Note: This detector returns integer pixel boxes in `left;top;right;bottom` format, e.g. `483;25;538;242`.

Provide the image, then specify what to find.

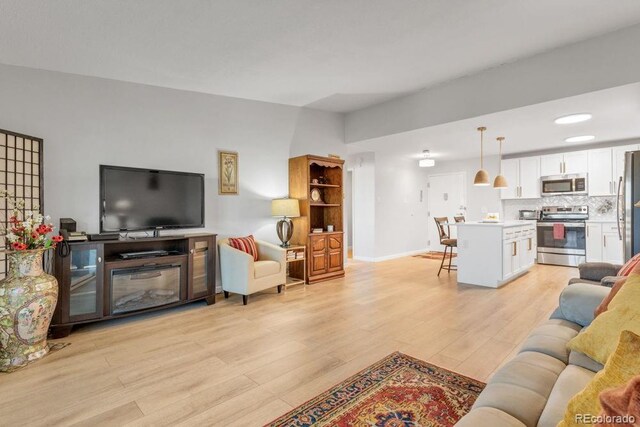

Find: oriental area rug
265;352;485;427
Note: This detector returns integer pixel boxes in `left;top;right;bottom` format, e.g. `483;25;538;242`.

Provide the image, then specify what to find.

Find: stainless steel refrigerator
620;151;640;261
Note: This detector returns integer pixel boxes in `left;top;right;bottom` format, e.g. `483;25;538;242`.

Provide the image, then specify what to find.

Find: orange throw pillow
228;235;259;261
617;253;640;277
596;375;640;427
595;277;628;318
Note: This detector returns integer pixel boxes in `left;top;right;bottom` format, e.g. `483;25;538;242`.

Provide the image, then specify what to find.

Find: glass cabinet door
189;238;212;299
68;244;103;321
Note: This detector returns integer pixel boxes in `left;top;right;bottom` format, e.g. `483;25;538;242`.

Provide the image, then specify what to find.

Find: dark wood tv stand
50;233;216;338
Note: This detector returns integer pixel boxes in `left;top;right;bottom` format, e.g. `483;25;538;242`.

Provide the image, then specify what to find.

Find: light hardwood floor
1;256;577;426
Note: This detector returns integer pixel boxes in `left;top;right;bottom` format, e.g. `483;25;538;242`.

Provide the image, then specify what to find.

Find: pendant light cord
497;137;504;174
477;127;486;169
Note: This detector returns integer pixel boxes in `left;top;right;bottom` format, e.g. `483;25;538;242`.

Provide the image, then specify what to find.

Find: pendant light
493;137;508;189
473;126;490;186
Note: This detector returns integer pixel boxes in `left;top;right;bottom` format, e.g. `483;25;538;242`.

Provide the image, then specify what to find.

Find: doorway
345;170;354;259
427;172;467;251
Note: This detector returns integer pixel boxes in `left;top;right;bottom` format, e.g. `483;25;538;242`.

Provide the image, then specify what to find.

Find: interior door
587;148;613;196
427;172;466;250
563;151;588;174
500;158;519;200
518;156;541;198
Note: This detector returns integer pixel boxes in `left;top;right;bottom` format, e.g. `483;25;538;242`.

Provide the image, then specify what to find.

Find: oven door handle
537;222;585;228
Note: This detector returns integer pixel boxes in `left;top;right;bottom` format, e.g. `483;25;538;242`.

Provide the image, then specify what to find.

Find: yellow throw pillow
559;330;640;427
567;272;640;364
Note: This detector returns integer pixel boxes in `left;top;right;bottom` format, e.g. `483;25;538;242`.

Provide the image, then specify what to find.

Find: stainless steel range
537;206;588;267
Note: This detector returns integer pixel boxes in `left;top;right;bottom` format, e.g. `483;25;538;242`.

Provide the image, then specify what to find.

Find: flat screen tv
100;165;204;233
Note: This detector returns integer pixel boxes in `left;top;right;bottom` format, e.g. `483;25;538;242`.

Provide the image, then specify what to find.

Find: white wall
374;153;428;259
423;155;502;223
0;63;346;245
349;152;376;260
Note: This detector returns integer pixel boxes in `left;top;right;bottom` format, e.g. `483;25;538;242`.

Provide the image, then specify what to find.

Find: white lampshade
271;198;300;218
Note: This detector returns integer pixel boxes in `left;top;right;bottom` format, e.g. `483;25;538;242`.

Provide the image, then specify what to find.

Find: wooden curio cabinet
289;155;345;284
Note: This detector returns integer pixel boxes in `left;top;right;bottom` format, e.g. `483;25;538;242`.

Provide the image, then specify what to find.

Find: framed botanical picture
218;150;238;195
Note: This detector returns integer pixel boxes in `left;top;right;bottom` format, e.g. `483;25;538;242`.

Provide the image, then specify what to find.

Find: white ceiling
2;1;640;112
347;83;640;159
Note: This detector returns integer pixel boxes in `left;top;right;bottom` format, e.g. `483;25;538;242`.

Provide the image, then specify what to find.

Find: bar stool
434;217;457;276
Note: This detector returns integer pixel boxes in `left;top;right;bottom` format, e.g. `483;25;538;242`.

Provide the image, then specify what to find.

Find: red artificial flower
9;216;18;224
37;224;48;234
51;235;63;243
11;242;27;251
31;231;40;239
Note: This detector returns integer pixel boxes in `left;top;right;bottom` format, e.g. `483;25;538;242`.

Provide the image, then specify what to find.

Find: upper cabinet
613;144;640;193
502;144;639;200
540;151;588;176
500;156;540;200
588;144;639;196
539;153;564;176
588;148;614;196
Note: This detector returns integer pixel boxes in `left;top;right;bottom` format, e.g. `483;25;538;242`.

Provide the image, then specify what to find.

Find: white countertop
585;219;617;223
457;220;534;228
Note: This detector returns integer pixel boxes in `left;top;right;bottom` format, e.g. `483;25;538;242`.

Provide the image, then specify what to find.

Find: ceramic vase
0;249;58;372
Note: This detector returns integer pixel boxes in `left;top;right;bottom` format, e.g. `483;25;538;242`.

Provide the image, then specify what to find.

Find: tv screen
100;165;204;232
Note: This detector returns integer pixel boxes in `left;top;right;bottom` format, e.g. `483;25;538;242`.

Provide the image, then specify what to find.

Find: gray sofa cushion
568;350;603;373
472;351;566;427
567;277;599;286
557;283;610;327
457;407;526;427
577;262;622;282
518;319;581;364
536;365;595;427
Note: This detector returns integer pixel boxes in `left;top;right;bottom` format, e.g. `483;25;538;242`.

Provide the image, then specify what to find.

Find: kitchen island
456;221;537;288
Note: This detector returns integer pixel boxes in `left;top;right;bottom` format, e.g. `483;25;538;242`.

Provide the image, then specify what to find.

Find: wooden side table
285;245;306;287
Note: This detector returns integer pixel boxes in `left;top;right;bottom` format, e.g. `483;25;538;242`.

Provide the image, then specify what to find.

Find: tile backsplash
503;196;618;220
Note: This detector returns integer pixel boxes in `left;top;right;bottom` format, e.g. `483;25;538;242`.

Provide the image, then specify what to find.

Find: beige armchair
218;238;286;305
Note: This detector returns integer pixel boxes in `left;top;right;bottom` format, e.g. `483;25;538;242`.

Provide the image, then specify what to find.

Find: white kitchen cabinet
500;156;540;200
540;153;564;176
457;222;536;288
588;148;614;196
500;158;519;199
603;230;623;264
588;145;638;196
585;221;623;264
613;144;639;194
563;151;588;174
586;223;603;262
519;157;541;199
519;231;536;269
540;151;587;176
503;240;515;279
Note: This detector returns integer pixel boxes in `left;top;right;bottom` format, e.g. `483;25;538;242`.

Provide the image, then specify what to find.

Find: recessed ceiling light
565;135;595;143
554;113;592;124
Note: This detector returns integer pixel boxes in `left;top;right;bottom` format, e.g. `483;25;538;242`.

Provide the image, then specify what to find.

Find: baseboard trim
353;249;426;263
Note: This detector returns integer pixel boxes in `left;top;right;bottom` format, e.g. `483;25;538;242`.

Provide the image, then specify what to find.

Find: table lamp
271;198;300;247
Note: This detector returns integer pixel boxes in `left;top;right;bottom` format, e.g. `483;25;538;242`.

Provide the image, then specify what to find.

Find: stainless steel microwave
540;174;588;196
